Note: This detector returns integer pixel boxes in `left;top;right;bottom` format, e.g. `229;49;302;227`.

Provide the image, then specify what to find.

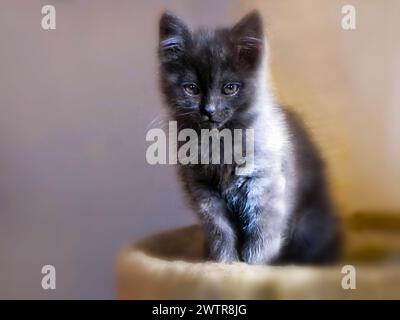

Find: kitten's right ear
231;10;264;69
159;11;190;62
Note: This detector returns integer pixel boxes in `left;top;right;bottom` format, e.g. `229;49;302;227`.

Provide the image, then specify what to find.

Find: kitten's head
158;11;264;129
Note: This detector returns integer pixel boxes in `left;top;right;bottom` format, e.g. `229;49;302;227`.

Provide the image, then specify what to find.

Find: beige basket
116;213;400;299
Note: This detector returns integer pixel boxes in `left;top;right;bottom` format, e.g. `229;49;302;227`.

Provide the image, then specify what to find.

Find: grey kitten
157;10;340;264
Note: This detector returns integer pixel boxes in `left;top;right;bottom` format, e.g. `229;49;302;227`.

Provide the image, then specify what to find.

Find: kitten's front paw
216;251;240;264
241;236;281;265
240;244;265;265
208;246;239;264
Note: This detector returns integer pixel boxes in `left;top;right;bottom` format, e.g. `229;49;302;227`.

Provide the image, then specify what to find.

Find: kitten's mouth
198;115;225;128
202;119;224;129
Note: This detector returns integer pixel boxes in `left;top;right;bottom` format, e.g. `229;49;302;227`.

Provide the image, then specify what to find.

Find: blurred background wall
0;0;398;299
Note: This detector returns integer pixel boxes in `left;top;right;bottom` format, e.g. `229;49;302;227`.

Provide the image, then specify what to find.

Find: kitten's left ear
231;10;264;69
159;11;191;62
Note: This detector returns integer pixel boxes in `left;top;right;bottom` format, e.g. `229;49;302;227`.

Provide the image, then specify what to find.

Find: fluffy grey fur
157;10;340;264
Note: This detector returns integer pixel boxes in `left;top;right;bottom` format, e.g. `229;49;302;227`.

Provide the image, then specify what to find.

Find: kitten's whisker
147;114;168;130
177;111;195;117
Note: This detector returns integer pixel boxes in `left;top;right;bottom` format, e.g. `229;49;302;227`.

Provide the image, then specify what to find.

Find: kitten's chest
200;163;254;207
200;162;237;190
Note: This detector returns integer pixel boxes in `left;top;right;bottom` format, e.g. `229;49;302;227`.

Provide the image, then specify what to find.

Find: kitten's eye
182;83;200;96
222;83;241;96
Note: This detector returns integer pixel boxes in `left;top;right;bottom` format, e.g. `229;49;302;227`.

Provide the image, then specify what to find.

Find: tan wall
236;0;400;214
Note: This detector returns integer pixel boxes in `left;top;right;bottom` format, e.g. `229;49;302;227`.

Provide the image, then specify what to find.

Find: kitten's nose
202;105;216;118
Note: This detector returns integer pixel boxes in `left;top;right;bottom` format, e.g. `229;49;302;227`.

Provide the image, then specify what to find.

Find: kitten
157;10;340;264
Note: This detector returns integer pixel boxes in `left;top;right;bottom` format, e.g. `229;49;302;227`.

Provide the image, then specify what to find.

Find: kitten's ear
231;10;264;68
159;11;190;62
